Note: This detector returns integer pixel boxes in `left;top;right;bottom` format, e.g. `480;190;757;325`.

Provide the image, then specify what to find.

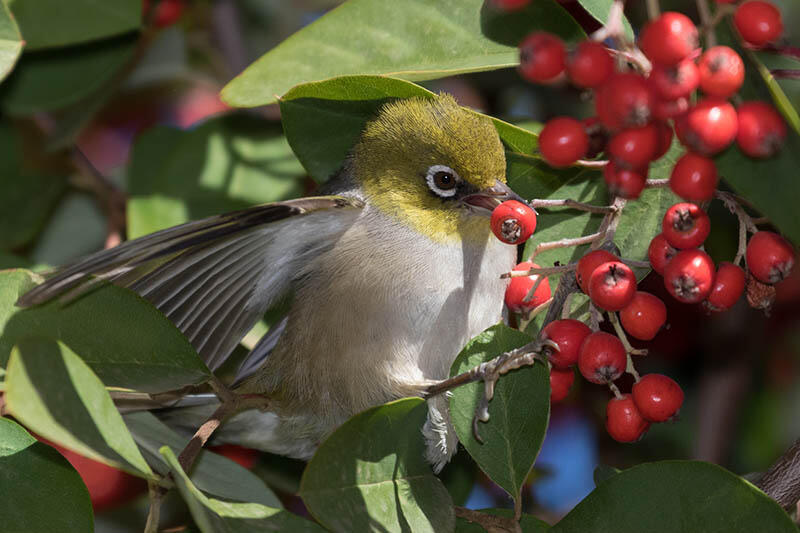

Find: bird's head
351;94;522;244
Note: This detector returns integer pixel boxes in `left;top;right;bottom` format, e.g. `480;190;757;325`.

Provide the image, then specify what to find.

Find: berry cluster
488;0;797;443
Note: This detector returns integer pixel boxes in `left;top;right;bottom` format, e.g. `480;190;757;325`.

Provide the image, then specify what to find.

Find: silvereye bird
17;94;520;471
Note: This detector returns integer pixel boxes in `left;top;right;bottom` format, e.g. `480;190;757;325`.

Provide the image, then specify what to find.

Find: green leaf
0;269;210;393
5;338;153;477
479;0;586;47
714;22;800;244
0;0;23;82
0;417;94;532
448;324;550;501
279;75;537;182
575;0;633;40
552;461;796;532
6;0;140;50
160;446;324;533
123;411;281;507
455;508;549;532
0;34;136;115
127;114;305;238
0;123;67;250
300;398;454;533
223;0;581;107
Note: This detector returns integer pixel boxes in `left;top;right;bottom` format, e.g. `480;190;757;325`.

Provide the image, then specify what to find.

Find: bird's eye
425;165;460;198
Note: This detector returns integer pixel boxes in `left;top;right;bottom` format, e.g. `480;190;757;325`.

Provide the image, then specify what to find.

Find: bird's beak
460;180;527;215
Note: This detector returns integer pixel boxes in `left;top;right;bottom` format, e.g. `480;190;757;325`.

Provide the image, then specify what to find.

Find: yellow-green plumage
354;95;507;244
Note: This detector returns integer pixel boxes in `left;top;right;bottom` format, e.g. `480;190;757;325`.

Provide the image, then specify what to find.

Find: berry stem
715;190;759;266
608;311;648;357
561;291;575;319
529;232;604;261
645;0;660;20
530;198;618;214
758;44;800;62
645;178;669;188
770;69;800;79
502;263;575;279
608;381;624;400
519;297;553;329
695;0;716;48
575;159;610;169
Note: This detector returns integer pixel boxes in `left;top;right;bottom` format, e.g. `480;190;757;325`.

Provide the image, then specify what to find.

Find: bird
17;94;521;472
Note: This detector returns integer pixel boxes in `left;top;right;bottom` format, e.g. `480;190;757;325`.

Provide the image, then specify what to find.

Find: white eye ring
425;165;460;198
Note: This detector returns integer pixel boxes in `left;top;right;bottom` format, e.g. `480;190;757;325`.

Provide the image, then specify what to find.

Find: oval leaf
0;417;94;532
0;1;23;82
160;446;324;533
300;398;455;533
449;324;550;501
552;461;796;532
6;0;140;50
0;269;210;393
279;75;537;182
5;338;153;477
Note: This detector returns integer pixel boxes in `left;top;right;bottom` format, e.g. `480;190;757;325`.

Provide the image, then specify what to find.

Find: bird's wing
17;196;363;370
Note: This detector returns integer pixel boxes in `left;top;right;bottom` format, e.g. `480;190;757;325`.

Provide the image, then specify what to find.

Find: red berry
653;121;674;160
539;117;589;167
209;444;261;469
550;367;575;403
649;59;700;100
705;262;746;311
542;319;593;368
639;12;699;66
648;233;677;275
491;200;537;245
734;1;783;46
567;41;614;88
697;46;745;98
652;96;690;120
669;152;718;202
505;261;552;311
736;101;787;158
578;331;627;384
746;231;795;284
620;291;667;341
144;0;184;28
606;394;650;443
632;374;684;422
589;261;638;311
608;124;659;169
664;249;716;303
576;249;619;293
661;202;711;249
519;32;566;83
490;0;530;10
603;161;647;200
583;116;610;158
674;98;738;155
595;73;653;130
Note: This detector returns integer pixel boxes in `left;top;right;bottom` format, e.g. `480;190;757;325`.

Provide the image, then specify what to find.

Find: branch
757;438;800;510
696;0;716;48
144;481;164;533
454;507;520;533
529;198;618;214
771;69;800;79
528;232;603;261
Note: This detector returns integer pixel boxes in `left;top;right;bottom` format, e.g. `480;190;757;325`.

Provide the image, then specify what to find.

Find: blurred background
1;0;799;529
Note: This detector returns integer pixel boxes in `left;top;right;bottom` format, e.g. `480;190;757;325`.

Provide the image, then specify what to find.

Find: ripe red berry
653;121;674;160
736;101;787;158
746;231;795;284
649;59;700;100
661;202;711;249
567;41;614;88
143;0;184;28
576;249;619;293
639;12;699;66
603;162;647;200
664;249;716;303
734;1;783;46
620;291;667;341
705;262;746;311
541;319;593;368
589;261;638;311
505;261;552;311
632;374;684;422
491;200;537;245
539;117;589;167
490;0;530;10
652;96;690;120
697;46;745;98
519;32;566;83
606;394;650;443
648;233;677;275
608;124;659;169
595;73;653;130
578;331;627;384
550;367;575;403
674;98;738;155
669;152;718;202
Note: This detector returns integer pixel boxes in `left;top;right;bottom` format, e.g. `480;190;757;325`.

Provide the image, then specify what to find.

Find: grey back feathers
17;196;363;373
